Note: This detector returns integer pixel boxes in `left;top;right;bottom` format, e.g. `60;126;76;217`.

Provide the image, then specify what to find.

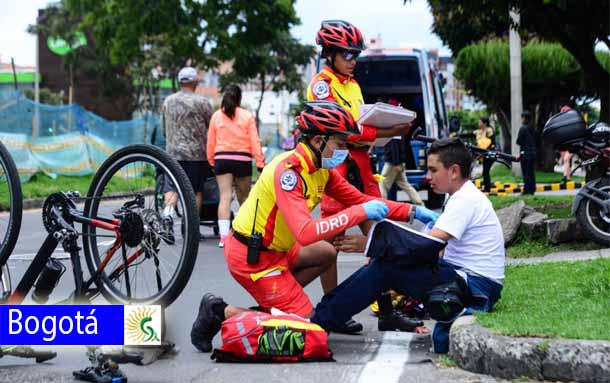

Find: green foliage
33;1;307;117
476;258;610;341
425;0;610;120
487;194;602;258
488;194;574;218
437;355;457;368
454;40;588;110
506;229;601;258
448;109;489;139
219;29;315;124
0;172;154;210
23;88;65;105
31;3;137;118
427;0;510;54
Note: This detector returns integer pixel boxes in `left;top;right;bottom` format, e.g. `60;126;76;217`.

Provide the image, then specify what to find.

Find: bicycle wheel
82;144;198;307
0;141;22;266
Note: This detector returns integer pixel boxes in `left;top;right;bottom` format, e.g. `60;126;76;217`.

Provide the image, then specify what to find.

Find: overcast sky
0;0;450;67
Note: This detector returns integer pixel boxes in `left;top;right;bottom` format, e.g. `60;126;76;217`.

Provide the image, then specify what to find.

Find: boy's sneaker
191;293;225;353
162;216;175;245
378;310;423;332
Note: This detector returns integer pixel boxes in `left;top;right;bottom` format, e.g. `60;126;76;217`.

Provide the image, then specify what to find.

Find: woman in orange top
207;85;265;247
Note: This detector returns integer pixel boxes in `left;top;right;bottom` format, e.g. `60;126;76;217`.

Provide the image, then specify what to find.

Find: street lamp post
509;6;523;176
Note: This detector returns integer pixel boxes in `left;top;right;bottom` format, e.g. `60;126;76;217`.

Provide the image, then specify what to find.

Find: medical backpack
211;312;333;363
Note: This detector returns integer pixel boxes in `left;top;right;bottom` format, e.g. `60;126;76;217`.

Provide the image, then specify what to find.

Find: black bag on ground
424;276;473;323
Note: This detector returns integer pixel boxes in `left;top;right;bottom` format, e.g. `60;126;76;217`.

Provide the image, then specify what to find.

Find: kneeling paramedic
191;101;438;352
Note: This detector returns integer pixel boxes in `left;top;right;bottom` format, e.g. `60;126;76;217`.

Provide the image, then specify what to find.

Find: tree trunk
255;74;266;133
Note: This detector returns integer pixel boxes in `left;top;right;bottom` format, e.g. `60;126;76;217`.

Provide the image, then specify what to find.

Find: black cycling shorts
214;159;252;178
172;160;211;193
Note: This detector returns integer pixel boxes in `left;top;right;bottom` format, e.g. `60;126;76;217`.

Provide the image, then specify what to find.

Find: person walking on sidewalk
207;85;265;248
517;110;537;195
162;67;213;241
190;101;439;353
379;136;423;204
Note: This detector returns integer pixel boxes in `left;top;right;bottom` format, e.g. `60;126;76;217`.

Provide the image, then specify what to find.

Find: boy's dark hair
221;85;242;119
428;138;473;179
480;117;490;126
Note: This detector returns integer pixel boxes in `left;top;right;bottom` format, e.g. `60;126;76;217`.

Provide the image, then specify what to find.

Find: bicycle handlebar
413;135;518;162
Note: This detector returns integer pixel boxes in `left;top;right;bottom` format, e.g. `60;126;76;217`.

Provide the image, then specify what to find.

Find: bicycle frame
3;192;147;305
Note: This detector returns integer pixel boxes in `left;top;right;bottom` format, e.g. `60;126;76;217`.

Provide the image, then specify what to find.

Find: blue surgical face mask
322;148;349;169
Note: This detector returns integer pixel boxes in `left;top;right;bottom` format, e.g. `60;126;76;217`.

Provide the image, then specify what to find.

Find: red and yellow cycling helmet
315;20;365;52
295;101;360;137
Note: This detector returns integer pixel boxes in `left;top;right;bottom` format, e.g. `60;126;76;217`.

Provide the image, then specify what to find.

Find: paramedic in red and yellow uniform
190;101;438;353
307;20;415;323
307;20;413;215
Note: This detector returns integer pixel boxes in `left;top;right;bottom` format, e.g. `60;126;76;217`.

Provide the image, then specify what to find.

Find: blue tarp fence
0;91;161;181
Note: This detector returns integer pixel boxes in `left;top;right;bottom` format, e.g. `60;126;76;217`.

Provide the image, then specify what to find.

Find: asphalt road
0;202;513;383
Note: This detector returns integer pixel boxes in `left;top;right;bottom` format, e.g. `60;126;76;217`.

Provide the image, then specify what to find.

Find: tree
30;4;138;119
34;0;306;119
219;31;315;128
455;40;610;169
423;0;610;121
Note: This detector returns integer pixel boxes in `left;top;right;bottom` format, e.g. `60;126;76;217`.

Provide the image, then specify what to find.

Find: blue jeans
311;259;458;331
432;260;503;353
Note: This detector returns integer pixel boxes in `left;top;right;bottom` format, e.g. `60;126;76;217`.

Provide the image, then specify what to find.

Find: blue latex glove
363;200;389;221
415;206;440;224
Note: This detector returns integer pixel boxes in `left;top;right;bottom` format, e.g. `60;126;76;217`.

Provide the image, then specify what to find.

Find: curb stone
449;317;610;382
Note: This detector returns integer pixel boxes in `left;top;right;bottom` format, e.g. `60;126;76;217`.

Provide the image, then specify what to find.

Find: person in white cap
161;67;213;242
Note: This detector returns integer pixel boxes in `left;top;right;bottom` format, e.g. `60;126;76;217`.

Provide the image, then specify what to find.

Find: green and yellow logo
124;305;162;345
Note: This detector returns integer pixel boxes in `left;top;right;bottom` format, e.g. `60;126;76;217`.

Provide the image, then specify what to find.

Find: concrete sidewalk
507;247;610;265
448;248;610;383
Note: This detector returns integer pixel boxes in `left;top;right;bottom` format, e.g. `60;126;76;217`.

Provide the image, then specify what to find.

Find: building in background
434;54;485;111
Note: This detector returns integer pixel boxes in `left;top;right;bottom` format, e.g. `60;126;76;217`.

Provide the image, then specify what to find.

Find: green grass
477;165;584;184
476;258;610;341
489;195;574;219
506;229;602;258
0;172;155;210
488;194;603;258
437;355;457;368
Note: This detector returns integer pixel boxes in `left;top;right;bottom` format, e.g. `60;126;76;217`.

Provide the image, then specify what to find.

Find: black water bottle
32;258;66;303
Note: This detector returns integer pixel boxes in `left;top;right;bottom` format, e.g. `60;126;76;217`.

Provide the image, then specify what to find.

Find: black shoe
73;365;127;383
35;350;57;363
191;293;225;352
378;310;423;332
333;318;363;334
162;216;175;245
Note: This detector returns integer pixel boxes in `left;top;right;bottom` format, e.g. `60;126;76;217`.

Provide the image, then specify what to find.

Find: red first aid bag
211;311;333;363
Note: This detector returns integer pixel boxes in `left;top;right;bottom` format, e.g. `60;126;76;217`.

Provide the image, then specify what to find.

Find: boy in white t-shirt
425;138;504;353
311;137;504;353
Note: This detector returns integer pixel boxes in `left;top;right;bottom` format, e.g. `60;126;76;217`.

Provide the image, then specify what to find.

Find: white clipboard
358;102;417;129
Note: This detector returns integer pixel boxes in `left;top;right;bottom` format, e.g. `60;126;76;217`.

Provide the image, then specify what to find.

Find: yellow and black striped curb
474;179;584;196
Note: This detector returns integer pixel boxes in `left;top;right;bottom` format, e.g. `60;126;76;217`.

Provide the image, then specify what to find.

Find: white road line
337;255;367;264
357;332;414;383
10;252;70;260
